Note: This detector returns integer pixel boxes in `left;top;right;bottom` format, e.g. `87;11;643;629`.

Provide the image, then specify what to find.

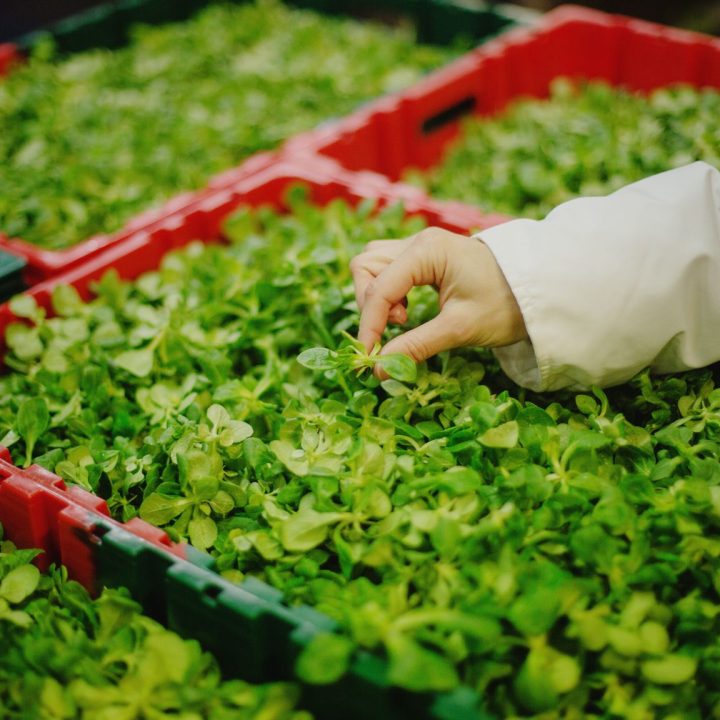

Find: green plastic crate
166;562;300;682
0;250;26;302
15;0;518;54
419;0;513;45
95;519;213;621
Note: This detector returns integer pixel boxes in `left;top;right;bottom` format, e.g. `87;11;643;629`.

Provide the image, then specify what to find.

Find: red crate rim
0;159;509;333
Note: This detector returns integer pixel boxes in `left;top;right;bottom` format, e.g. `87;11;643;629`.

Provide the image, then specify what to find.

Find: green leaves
0;563;40;604
295;633;355;684
52;284;84;317
415;79;720;218
139;494;193;525
514;645;581;713
508;589;561;637
2;188;720;714
188;516;218;552
386;633;459;691
478;420;519;448
5;12;718;715
641;655;697;685
0;2;456;248
0;540;306;718
375;353;417;383
278;505;347;553
6;324;43;362
9;295;44;324
16;398;49;467
114;347;155;377
297;339;417;384
206;404;253;447
297;348;334;371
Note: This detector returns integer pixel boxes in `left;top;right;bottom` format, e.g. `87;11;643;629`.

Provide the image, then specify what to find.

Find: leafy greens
0;0;458;249
1;191;720;717
408;79;720;218
0;526;309;719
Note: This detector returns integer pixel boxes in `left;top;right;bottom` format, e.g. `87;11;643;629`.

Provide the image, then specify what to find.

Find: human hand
350;227;528;374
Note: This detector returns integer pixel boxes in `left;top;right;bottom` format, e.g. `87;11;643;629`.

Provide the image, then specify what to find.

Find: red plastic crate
0;446;188;591
0;151;279;288
284;4;720;181
0;43;20;76
0;160;508;341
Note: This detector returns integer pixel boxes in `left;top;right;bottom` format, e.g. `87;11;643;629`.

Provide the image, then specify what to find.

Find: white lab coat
477;162;720;391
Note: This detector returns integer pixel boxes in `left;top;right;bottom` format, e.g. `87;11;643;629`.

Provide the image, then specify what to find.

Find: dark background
500;0;720;35
1;0;719;42
1;0;103;41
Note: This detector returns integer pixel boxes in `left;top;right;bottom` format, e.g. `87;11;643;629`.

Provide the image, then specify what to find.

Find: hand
350;227;528;373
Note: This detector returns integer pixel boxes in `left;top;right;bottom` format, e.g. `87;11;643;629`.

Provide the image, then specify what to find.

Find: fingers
388;299;407;325
350;238;411;311
350;256;393;310
351;238;413;329
350;257;406;325
348;226;526;374
377;305;464;375
358;238;444;351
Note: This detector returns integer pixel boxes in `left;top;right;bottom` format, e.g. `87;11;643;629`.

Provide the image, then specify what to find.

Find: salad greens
408;79;720;218
2;191;720;717
0;0;458;249
0;526;309;720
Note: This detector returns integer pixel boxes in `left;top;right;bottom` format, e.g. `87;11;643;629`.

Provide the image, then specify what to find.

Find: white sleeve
476;162;720;391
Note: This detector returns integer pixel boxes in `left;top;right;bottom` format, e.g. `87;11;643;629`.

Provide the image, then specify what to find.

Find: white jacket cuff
475;162;720;391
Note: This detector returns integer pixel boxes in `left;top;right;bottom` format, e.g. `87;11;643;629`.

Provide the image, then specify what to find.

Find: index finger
358;244;435;351
350;238;413;310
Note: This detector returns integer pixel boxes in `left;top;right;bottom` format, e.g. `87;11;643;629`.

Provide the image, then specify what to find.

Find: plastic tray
0;164;502;717
0;7;275;283
0;152;277;288
0;2;276;283
0;445;195;596
285;4;720;181
0;251;28;303
11;0;519;56
0;42;20;75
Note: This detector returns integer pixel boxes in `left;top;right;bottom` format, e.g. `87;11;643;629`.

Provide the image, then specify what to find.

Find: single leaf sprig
298;333;417;384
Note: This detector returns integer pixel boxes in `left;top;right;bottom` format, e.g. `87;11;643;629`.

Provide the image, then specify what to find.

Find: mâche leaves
2;192;720;716
0;1;458;249
298;336;417;383
408;79;720;218
0;529;308;718
15;398;49;467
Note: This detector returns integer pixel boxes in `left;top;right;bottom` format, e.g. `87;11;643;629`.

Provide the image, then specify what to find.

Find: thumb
377;310;462;375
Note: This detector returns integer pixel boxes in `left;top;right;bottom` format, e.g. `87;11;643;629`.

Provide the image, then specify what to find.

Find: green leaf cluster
0;527;309;719
409;79;720;218
298;334;417;383
0;0;458;249
2;193;720;716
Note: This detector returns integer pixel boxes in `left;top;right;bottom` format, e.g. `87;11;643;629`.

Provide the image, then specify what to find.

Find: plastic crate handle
421;96;476;135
